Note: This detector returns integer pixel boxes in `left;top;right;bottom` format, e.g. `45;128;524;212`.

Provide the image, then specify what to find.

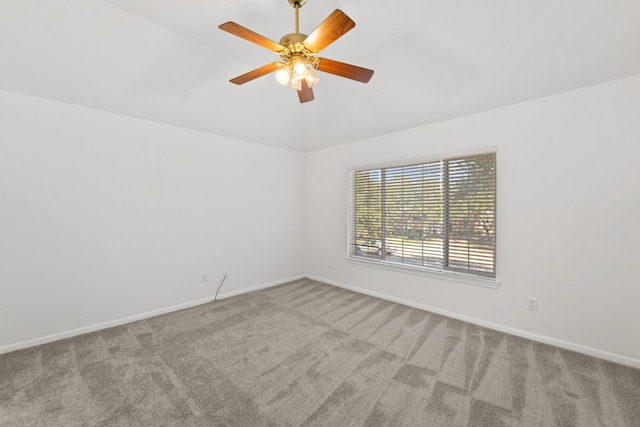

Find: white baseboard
4;273;639;370
304;274;640;369
0;274;304;356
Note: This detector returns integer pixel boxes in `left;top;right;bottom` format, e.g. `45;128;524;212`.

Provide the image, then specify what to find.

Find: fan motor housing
279;33;307;47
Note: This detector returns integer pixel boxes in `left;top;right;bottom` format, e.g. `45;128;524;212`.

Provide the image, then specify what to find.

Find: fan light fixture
276;59;320;91
219;0;374;103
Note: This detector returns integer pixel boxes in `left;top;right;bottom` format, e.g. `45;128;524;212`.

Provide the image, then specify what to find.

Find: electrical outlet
329;261;333;269
201;273;208;283
526;296;538;311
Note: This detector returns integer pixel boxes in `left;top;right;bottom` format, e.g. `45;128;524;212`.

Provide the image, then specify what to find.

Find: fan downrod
288;0;307;8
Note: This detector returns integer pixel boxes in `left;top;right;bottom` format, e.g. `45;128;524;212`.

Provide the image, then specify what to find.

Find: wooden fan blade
297;81;315;103
316;58;374;83
302;10;355;53
219;22;285;52
230;62;282;85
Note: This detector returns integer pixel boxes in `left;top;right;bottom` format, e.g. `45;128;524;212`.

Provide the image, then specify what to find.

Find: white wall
0;90;305;351
3;75;640;367
305;75;640;365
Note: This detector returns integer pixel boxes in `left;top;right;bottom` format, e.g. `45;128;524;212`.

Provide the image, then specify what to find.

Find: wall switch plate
201;273;208;283
526;296;538;311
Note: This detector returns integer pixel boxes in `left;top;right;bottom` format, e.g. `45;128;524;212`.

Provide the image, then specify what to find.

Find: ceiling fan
219;0;374;103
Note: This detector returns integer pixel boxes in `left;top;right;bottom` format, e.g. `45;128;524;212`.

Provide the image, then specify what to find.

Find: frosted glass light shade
275;67;291;85
305;68;320;87
289;76;302;91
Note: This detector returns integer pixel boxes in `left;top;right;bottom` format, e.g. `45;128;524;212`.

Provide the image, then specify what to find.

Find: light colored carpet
1;278;639;426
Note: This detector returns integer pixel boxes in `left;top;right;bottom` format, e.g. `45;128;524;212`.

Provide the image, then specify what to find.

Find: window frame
346;148;499;289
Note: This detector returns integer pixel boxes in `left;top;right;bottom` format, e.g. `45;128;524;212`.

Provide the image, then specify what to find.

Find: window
348;150;496;279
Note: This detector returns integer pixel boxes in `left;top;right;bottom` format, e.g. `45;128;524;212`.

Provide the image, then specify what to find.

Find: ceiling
1;0;639;152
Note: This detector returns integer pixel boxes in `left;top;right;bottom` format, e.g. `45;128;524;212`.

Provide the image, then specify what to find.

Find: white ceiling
1;0;639;152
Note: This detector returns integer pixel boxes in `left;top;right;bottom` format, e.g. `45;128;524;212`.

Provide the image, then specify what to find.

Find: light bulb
305;68;320;88
293;61;307;78
275;67;291;85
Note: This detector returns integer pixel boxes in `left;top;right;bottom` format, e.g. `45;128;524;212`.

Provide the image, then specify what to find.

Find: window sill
345;256;501;289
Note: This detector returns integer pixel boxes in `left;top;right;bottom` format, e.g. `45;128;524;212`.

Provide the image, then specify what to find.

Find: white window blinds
349;152;496;278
